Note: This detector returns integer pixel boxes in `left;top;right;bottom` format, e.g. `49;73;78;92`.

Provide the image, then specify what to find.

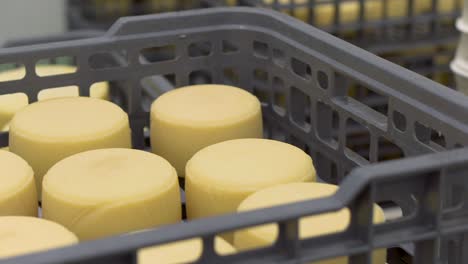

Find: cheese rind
150;85;262;176
138;237;235;264
9;97;131;199
0;65;109;129
234;182;386;264
186;139;316;241
0;216;77;259
0;150;37;216
42;148;181;241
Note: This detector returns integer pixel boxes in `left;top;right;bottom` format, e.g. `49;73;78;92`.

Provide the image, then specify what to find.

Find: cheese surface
9;97;131;199
234;182;386;264
263;0;459;26
0;216;77;259
138;237;235;264
42;148;181;241
0;65;109;129
0;150;37;216
186;139;315;241
151;84;262;177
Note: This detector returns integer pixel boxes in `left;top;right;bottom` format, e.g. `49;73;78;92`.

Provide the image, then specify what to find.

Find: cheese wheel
138;237;235;264
9;97;131;199
42;148;181;241
0;216;77;259
150;85;262;177
263;0;442;27
186;139;315;240
0;150;37;216
0;65;109;129
234;182;386;264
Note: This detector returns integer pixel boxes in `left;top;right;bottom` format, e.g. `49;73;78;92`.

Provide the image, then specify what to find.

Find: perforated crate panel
1;7;468;264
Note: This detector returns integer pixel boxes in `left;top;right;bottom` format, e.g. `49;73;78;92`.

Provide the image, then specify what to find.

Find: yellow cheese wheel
0;216;78;259
0;65;109;129
186;139;315;240
0;150;37;216
263;0;456;26
9;97;131;199
234;182;386;264
150;85;262;177
138;237;235;264
42;148;181;241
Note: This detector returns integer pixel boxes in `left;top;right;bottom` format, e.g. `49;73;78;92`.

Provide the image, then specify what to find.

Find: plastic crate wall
0;7;467;264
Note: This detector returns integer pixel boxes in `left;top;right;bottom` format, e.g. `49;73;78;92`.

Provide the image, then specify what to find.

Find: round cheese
186;139;315;240
0;216;77;259
42;148;181;241
234;182;386;264
9;97;131;199
138;237;235;264
0;150;37;216
150;85;262;177
263;0;440;27
0;65;109;130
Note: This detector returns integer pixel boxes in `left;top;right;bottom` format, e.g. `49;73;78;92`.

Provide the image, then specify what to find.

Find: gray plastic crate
0;7;467;264
67;0;220;30
225;0;461;89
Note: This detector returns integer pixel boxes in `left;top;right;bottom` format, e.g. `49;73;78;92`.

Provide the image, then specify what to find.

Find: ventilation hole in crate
139;45;176;64
36;55;76;67
378;137;404;162
286;135;306;150
316;152;339;184
348;83;389;117
0;63;25;82
253;68;268;85
272;48;286;67
317;70;329;89
415;122;446;149
89;50;128;69
252;86;269;106
222;40;239;53
443;184;465;213
393;110;407;132
377;201;403;222
38;86;80;101
291;57;312;80
253;41;268;59
453;143;464;149
188;41;212;57
273;76;287;115
189;70;212;85
345;119;370;161
35;56;77;77
290;86;311;130
316;102;339;148
230;223;278;253
223;68;239;85
140;74;176;101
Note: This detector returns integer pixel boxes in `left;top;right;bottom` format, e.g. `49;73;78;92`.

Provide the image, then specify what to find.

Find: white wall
0;0;66;46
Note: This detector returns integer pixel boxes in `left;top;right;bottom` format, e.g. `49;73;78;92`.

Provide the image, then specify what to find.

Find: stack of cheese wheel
9;97;131;199
0;150;37;216
0;65;109;131
42;148;181;241
186;138;316;241
150;84;262;177
234;182;386;264
261;0;462;27
138;237;235;264
0;216;77;259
